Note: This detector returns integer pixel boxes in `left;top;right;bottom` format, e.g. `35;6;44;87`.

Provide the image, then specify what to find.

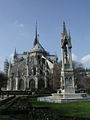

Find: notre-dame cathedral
4;25;58;91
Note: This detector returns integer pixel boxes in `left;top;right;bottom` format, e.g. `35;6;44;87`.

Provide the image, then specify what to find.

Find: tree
51;61;61;90
73;61;86;89
83;68;90;90
0;72;8;91
50;60;86;91
52;60;85;90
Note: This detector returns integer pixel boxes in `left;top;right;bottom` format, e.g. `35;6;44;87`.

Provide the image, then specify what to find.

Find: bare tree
52;61;85;90
51;62;61;90
73;61;85;89
83;68;90;90
50;60;86;91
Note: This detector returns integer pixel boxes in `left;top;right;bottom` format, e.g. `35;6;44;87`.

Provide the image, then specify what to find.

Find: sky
0;0;90;71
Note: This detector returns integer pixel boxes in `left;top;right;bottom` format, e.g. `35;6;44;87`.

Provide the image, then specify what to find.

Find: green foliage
0;115;10;119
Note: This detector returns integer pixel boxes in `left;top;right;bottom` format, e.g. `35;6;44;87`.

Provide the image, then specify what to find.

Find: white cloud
14;20;24;28
81;55;90;64
14;20;18;25
72;53;78;61
19;24;24;28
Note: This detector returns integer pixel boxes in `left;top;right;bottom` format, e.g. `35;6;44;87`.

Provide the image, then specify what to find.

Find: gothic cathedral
4;24;58;91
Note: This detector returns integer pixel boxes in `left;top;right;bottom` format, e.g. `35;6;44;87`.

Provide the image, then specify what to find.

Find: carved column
15;68;19;90
15;77;18;90
7;78;12;90
35;66;38;89
45;60;47;88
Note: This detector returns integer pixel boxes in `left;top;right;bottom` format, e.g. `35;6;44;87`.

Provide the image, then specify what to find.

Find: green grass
0;115;10;119
29;98;90;118
1;97;90;119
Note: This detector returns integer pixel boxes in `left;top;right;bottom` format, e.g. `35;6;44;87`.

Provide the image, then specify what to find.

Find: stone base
37;93;90;103
52;92;87;99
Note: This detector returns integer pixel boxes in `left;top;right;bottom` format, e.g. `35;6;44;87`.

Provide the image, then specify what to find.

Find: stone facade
4;26;57;91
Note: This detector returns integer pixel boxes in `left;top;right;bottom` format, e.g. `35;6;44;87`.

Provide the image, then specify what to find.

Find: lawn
0;115;10;119
29;98;90;118
0;96;90;119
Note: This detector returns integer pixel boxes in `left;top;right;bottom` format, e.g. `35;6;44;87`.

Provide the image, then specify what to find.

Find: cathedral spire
34;21;38;46
63;21;68;37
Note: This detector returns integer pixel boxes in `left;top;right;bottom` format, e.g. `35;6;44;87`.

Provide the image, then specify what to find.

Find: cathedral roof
31;41;47;53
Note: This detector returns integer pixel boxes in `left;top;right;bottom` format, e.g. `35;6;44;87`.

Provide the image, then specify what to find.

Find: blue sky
0;0;90;70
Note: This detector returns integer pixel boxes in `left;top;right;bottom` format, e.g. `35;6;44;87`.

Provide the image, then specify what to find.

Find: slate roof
31;41;48;54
